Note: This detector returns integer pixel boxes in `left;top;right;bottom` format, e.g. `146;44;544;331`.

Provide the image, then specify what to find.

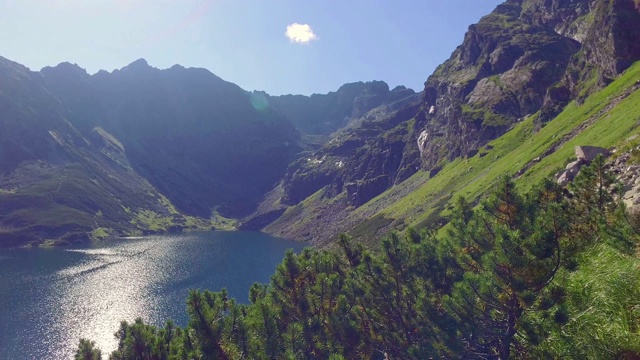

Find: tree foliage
77;159;640;359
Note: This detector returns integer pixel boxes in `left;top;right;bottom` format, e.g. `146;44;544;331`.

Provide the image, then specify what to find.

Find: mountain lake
0;231;305;360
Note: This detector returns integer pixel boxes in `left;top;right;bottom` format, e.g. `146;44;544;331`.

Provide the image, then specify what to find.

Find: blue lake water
0;231;305;360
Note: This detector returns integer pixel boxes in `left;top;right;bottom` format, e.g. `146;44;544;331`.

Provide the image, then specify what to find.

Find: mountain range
1;0;639;248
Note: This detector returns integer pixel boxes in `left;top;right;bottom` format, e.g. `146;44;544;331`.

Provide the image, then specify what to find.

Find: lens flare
250;92;269;112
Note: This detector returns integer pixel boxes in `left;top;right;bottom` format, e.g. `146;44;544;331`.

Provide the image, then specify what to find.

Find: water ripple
0;232;305;360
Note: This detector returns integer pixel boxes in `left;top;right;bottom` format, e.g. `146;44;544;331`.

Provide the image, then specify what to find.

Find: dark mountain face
40;60;302;218
0;58;66;172
240;91;424;236
0;58;179;247
279;93;423;206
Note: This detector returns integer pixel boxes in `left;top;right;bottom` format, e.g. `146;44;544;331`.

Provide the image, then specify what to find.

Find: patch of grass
183;212;236;231
90;227;111;241
543;244;640;357
273;189;327;231
131;209;173;231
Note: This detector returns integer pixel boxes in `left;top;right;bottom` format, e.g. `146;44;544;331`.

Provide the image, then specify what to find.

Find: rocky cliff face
242;92;423;237
418;0;640;170
279;92;422;206
264;82;415;137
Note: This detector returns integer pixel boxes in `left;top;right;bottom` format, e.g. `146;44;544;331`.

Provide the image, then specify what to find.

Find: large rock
557;159;585;186
575;146;610;162
556;146;609;186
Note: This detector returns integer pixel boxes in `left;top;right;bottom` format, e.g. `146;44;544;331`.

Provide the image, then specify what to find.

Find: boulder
575;146;610;163
557;160;584;186
565;160;583;170
624;190;636;200
417;131;429;154
557;172;571;187
566;160;583;178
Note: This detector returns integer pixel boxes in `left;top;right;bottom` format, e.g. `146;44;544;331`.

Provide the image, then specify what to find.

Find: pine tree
75;339;102;360
75;164;640;360
446;176;568;359
187;289;236;359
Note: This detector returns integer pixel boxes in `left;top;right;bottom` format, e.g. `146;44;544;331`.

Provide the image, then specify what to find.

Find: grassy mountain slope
265;61;640;247
364;61;640;239
0;58;226;247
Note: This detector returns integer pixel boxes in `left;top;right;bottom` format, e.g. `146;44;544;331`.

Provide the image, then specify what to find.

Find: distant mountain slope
0;56;415;247
249;0;640;246
0;57;186;247
40;60;303;218
240;91;423;232
264;82;415;136
0;58;308;247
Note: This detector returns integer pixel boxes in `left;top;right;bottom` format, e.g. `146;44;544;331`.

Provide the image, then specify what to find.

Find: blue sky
0;0;503;95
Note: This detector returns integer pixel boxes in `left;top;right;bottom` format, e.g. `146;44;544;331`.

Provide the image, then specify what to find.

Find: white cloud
285;23;318;44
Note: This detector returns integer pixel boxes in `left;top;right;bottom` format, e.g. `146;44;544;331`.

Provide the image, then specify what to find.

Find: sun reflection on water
47;241;162;359
0;232;305;360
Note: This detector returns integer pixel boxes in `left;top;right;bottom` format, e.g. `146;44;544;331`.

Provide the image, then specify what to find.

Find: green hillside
344;61;640;243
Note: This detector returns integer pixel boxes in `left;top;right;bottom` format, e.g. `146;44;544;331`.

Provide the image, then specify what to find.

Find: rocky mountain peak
0;56;34;81
267;80;415;136
43;61;87;74
41;62;90;84
120;58;153;73
416;0;640;170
